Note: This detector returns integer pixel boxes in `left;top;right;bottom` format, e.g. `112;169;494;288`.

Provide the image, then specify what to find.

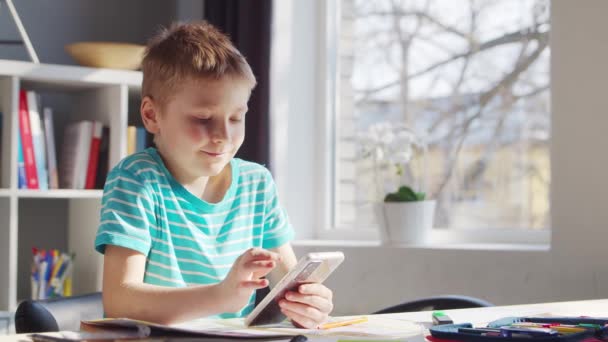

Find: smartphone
244;251;345;327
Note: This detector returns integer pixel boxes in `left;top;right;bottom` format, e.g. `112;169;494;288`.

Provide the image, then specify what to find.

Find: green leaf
397;186;418;201
384;193;402;202
384;185;423;202
415;192;426;201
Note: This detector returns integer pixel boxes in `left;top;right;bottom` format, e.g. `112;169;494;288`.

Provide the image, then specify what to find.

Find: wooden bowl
65;42;145;70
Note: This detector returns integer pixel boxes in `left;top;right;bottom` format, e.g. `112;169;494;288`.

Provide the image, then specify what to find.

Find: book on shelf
136;127;146;153
127;125;149;156
16;129;27;189
18;90;39;189
127;125;136;155
94;126;110;190
15;89;111;191
60;121;91;189
85;121;103;189
76;121;93;189
43;107;59;189
26;91;48;190
60;120;109;190
17;90;58;190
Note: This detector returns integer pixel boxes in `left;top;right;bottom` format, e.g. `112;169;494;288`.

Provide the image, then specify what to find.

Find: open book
81;318;290;340
80;316;426;340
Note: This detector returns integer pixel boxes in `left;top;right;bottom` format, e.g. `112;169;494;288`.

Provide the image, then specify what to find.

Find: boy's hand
219;248;280;313
279;283;334;329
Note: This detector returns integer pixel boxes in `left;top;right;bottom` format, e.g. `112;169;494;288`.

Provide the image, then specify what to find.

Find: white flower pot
374;200;436;245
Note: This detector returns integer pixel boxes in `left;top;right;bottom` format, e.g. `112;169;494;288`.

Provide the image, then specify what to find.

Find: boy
94;21;334;328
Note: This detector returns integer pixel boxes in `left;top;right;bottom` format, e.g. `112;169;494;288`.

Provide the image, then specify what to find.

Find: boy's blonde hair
141;21;256;108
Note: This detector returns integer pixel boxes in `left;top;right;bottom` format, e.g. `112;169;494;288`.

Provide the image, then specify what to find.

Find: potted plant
376;185;436;245
359;122;436;245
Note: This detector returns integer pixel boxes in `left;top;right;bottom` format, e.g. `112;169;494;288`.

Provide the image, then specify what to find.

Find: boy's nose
211;122;229;143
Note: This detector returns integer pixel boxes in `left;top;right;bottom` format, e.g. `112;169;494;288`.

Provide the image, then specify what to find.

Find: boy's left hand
278;283;334;329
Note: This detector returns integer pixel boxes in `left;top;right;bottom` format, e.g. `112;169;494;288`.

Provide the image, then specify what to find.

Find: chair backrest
373;295;494;314
14;292;103;333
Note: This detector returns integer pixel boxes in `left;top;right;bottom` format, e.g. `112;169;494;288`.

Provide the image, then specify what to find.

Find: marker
550;326;587;334
500;326;559;338
511;322;590;334
432;311;453;325
579;323;602;330
458;327;501;336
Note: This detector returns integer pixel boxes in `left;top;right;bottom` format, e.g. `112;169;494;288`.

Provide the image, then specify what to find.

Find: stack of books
17;89;110;190
58;120;109;190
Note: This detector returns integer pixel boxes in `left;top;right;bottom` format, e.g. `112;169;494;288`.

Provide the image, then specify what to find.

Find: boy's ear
141;96;161;134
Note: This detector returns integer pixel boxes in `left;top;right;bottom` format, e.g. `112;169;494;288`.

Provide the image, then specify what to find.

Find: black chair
14;292;103;333
373;295;494;314
15;288;271;333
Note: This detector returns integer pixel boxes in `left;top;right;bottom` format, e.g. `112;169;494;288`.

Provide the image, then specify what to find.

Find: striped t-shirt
94;147;295;318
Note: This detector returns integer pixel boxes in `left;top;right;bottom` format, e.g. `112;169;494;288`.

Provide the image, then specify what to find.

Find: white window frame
313;0;551;246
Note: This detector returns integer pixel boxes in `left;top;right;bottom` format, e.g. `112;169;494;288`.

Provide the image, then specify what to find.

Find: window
334;0;550;232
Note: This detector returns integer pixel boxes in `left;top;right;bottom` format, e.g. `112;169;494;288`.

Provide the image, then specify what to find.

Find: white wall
273;0;608;315
0;0;176;64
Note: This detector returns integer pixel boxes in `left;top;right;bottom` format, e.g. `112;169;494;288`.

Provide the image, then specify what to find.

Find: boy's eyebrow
187;106;249;115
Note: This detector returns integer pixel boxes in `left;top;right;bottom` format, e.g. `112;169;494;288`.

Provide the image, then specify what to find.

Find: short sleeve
95;167;157;256
262;172;295;249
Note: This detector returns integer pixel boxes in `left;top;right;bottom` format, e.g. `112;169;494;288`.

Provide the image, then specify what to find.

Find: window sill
292;239;550;252
300;227;551;252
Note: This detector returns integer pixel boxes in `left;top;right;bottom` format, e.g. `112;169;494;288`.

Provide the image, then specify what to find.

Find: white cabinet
0;59;142;310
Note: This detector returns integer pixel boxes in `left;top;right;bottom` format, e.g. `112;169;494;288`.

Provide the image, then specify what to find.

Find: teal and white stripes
95;148;294;318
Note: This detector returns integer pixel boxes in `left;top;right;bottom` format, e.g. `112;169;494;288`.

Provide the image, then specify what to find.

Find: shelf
0;59;132;310
0;59;142;90
15;189;103;199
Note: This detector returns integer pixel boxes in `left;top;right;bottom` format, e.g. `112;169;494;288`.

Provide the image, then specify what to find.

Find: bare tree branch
446;82;549;187
390;0;428;125
361;9;470;39
514;84;549;100
356;27;548;98
431;36;549;198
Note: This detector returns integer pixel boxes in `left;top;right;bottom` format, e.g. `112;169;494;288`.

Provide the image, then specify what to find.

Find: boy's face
146;76;252;178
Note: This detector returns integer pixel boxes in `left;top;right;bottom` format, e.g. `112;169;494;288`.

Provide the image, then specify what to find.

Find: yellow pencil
319;316;368;330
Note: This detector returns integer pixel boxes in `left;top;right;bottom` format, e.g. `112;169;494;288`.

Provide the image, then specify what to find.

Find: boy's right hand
218;248;280;313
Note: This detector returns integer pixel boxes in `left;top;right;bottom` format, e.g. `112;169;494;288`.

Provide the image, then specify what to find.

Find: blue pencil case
429;316;608;342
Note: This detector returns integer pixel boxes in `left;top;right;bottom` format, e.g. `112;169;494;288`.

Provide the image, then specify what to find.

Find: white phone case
244;251;345;326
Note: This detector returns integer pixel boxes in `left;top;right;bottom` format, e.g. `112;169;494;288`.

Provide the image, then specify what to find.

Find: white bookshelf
0;59;142;311
14;190;103;199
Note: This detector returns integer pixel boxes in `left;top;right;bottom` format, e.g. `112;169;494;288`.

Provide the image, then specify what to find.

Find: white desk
4;298;608;341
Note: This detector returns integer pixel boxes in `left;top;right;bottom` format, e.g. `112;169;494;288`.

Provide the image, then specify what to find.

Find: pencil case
429;316;608;342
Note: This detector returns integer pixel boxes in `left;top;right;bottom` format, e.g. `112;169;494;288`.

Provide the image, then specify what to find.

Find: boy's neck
179;166;232;203
199;166;232;203
156;150;232;203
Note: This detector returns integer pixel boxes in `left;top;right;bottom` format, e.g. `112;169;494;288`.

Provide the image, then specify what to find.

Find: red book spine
85;122;103;189
18;90;39;189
